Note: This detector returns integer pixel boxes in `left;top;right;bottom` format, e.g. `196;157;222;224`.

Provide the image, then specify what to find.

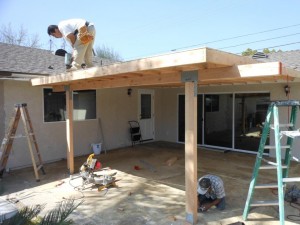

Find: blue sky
0;0;299;60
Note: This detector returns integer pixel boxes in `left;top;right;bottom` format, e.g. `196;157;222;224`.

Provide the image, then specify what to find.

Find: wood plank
69;72;181;90
51;62;285;91
65;86;74;174
237;62;281;77
185;81;198;224
198;62;282;81
206;48;258;66
32;48;268;87
31;48;208;86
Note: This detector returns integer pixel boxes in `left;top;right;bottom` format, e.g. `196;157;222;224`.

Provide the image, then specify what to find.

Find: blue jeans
198;194;226;210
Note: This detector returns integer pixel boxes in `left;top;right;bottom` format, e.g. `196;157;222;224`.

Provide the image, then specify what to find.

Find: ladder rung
281;130;300;138
270;123;293;128
264;145;290;149
10;133;34;139
283;177;300;182
255;184;278;189
37;165;43;170
251;200;279;207
260;165;288;169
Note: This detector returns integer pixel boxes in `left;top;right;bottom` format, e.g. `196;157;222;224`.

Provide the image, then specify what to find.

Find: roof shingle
0;42;113;77
257;50;300;72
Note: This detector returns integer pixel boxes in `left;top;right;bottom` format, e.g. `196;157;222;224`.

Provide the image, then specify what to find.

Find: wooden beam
65;86;74;174
237;62;281;77
47;62;283;91
31;48;208;86
58;62;282;90
31;48;261;87
199;75;292;86
184;81;198;224
68;72;181;90
206;48;258;66
199;62;282;82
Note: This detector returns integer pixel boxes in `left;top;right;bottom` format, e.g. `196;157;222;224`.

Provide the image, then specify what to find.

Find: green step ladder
243;100;300;225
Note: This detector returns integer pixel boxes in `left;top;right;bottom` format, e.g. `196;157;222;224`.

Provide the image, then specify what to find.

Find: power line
171;23;300;51
235;41;300;55
219;32;300;50
124;23;300;60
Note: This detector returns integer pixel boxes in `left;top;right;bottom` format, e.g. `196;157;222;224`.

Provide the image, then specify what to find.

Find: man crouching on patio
197;174;226;212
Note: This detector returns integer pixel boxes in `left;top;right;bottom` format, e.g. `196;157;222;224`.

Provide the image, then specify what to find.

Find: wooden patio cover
31;47;299;224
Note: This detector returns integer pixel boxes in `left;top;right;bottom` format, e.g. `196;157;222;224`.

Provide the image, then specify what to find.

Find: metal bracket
64;85;70;92
181;71;198;96
186;212;195;224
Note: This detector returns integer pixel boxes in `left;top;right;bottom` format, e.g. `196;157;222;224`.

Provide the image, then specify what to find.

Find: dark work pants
198;194;226;210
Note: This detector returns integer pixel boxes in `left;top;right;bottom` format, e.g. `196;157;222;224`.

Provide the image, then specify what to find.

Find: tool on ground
243;100;300;225
0;103;45;181
79;154;118;190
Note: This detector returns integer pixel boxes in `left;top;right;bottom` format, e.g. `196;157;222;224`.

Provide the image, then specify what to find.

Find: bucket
91;143;102;155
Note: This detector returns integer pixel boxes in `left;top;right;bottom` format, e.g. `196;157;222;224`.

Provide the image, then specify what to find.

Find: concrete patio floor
1;141;300;225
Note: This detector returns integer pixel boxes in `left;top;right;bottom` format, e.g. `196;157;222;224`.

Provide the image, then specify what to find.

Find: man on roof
197;174;226;212
47;18;95;71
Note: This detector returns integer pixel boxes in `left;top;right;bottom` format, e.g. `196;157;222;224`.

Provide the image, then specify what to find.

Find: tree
95;44;123;61
0;23;41;48
242;48;282;56
242;48;257;56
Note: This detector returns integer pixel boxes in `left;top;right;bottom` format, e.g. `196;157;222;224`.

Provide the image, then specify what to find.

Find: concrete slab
0;197;18;222
1;141;300;224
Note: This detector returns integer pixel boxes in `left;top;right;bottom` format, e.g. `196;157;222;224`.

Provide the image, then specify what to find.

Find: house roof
31;47;300;90
0;42;112;79
258;50;300;72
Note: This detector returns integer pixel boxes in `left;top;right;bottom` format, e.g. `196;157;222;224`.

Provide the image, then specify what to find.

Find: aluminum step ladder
243;100;300;225
0;103;45;181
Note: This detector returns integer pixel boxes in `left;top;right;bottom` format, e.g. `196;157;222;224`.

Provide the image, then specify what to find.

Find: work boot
66;66;79;72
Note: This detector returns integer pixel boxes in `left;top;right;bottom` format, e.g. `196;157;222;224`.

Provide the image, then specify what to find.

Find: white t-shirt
58;19;86;44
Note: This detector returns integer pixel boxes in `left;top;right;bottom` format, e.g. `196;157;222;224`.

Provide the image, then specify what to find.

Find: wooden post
182;71;198;224
65;86;74;174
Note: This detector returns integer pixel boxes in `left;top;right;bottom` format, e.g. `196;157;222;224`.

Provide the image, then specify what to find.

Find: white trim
138;89;155;141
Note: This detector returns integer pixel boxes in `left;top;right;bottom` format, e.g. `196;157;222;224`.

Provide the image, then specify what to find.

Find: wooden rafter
41;62;290;91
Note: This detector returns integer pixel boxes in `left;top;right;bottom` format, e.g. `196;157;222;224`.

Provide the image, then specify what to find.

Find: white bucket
91;143;102;155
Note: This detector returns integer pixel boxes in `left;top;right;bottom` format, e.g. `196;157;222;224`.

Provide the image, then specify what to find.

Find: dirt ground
1;141;300;225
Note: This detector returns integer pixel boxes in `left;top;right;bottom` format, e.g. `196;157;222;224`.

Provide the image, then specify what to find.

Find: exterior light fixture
127;88;132;96
284;85;290;96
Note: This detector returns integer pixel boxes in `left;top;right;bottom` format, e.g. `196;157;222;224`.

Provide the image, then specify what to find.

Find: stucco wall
2;81;99;169
155;83;300;160
2;80;300;169
96;87;139;149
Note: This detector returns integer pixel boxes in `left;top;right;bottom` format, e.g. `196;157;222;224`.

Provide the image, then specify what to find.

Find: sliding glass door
234;93;270;152
204;94;233;148
178;92;270;153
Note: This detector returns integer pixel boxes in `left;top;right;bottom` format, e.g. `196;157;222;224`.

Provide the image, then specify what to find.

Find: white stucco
1;80;300;169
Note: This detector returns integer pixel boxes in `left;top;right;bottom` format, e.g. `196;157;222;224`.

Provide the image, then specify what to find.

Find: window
205;95;219;112
43;89;96;122
73;90;96;120
140;94;151;119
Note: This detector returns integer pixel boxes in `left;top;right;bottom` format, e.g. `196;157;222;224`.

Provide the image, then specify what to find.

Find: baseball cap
197;177;211;195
